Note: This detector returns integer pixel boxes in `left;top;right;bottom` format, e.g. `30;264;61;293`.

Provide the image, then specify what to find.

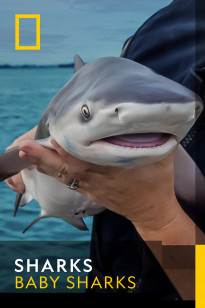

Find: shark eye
81;104;91;120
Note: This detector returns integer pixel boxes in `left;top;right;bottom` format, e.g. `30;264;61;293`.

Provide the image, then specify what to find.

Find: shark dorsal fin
74;55;85;72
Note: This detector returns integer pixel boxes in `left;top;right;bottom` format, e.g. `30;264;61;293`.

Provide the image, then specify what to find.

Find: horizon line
0;63;75;69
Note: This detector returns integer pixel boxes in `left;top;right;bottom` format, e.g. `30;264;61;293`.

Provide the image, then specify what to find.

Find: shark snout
114;102;172;123
107;101;197;142
114;102;195;125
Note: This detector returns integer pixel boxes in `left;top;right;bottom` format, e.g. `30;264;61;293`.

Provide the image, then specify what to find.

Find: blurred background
0;0;171;241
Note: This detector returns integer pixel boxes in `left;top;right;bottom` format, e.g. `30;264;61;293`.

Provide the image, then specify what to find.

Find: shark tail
0;147;30;182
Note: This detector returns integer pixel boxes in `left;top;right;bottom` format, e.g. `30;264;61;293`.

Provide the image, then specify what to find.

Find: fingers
51;140;69;160
19;140;50;164
51;139;81;165
17;139;108;203
5;140;109;205
18;140;83;186
19;140;68;177
5;139;107;203
51;139;110;175
19;140;60;169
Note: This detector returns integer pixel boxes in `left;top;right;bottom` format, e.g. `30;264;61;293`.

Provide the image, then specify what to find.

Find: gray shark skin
0;55;203;233
0;147;30;182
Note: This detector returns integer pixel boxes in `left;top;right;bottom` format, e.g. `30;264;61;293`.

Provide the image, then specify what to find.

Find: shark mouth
102;133;171;148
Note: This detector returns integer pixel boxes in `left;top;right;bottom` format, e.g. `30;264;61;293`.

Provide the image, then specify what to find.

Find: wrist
132;200;195;245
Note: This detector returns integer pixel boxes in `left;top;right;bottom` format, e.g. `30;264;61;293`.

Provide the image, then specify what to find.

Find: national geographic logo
15;14;40;50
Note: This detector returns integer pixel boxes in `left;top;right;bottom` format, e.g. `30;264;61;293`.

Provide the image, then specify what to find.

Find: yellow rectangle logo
196;245;205;308
15;14;40;50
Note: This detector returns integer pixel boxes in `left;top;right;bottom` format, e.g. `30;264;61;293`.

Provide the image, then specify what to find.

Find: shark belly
20;168;104;231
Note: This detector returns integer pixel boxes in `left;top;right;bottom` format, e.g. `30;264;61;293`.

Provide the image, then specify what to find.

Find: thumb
18;140;71;180
19;140;61;170
51;139;75;162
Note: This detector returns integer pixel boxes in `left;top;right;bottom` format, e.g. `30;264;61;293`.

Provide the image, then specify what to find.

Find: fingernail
19;150;28;159
19;145;32;152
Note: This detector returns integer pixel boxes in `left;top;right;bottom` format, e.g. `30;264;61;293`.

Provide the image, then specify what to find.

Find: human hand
18;139;183;237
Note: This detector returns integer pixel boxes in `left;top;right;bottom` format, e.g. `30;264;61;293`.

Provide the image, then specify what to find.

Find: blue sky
0;0;171;65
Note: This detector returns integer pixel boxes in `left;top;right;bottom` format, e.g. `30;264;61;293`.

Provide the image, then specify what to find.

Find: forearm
134;203;196;245
133;203;203;300
16;126;37;143
7;126;37;150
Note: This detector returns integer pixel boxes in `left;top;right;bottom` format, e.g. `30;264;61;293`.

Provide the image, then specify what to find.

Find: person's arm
134;206;196;300
5;126;37;192
6;126;37;150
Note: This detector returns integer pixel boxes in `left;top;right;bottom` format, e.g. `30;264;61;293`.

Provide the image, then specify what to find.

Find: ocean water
0;68;93;242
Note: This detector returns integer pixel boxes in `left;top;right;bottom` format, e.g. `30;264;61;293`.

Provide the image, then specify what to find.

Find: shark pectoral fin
19;191;33;206
62;215;88;231
14;193;23;217
14;191;33;217
23;215;46;234
74;55;85;72
0;147;30;182
23;215;88;233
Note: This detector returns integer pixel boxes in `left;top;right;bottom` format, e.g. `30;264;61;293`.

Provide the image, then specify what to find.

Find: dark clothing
89;0;205;299
122;0;205;175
